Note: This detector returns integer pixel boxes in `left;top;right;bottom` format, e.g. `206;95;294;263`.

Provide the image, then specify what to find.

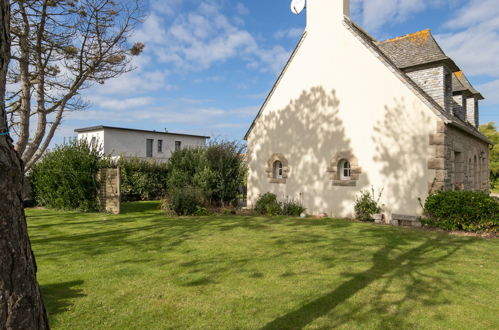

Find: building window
266;153;289;184
328;152;361;187
158;140;163;153
175;141;181;151
340;160;351;180
146;139;153;158
273;161;283;179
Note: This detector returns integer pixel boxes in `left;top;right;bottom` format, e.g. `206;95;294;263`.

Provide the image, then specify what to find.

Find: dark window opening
146;139;153;158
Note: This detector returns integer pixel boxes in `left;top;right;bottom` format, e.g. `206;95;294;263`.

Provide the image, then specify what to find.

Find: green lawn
27;202;498;329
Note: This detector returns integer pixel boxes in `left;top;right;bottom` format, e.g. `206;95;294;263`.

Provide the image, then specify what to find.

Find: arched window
328;152;361;187
340;159;351;180
266;154;289;184
273;161;283;179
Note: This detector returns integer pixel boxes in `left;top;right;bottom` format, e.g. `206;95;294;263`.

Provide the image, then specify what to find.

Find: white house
245;0;492;222
75;125;209;162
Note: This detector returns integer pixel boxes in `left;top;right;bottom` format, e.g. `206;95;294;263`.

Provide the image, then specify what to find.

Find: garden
27;201;499;329
24;140;499;328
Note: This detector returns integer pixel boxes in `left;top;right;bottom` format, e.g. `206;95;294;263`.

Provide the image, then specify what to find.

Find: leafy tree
0;0;49;327
479;122;499;187
6;0;144;171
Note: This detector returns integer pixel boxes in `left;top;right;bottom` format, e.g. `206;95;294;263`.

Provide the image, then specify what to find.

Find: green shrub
254;193;281;216
281;199;306;216
166;186;203;216
30;140;103;211
167;140;247;207
422;190;499;232
254;193;306;216
354;188;383;221
115;158;169;201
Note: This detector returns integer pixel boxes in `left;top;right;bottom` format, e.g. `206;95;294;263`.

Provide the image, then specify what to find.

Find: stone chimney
307;0;350;34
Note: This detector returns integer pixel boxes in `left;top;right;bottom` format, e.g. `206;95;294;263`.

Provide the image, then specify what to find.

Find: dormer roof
452;71;484;99
375;30;460;71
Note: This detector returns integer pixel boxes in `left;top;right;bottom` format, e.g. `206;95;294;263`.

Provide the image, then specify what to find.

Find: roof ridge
378;29;431;45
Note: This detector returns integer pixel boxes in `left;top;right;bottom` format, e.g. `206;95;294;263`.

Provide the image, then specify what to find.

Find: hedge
422;190;498;232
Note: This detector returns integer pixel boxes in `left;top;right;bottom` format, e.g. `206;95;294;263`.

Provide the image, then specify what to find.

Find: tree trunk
0;0;50;328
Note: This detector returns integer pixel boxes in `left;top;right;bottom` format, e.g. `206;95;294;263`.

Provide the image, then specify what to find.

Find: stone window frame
266;153;290;184
327;151;361;187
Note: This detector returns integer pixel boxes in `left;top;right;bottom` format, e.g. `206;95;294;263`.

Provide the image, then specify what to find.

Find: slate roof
346;20;491;145
375;30;481;97
453;71;483;99
244;19;491;145
376;30;449;69
452;73;467;93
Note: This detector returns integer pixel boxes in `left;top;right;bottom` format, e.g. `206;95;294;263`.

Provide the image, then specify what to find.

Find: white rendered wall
78;129;207;161
247;0;440;219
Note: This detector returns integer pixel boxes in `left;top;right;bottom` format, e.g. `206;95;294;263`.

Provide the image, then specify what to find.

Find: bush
423;190;499;232
254;193;281;216
165;186;203;216
116;158;169;201
281;199;306;216
354;188;383;221
254;193;306;216
30;140;103;211
167;140;247;207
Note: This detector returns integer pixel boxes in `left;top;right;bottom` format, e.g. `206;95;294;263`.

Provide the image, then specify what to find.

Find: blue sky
57;0;499;144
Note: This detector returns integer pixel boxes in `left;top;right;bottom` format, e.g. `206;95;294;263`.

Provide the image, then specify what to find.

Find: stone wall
407;65;452;111
466;96;479;128
452;94;467;121
97;167;121;214
429;121;489;192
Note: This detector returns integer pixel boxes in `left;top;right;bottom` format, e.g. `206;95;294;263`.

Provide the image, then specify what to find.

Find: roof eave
401;57;460;73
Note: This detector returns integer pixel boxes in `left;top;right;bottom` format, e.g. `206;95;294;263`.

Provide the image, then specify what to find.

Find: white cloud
89;96;155;110
477;79;499;105
89;68;173;97
443;0;499;30
235;3;249;16
274;27;303;39
436;0;499;78
351;0;450;32
133;1;290;73
149;0;184;17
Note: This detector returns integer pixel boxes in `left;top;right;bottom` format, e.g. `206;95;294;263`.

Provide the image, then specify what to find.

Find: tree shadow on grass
41;280;85;317
261;231;476;329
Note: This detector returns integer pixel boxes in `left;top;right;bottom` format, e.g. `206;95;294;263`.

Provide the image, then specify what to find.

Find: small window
158;140;163;153
146;139;153;158
175;141;181;151
273;161;283;179
90;136;97;147
340;160;351;180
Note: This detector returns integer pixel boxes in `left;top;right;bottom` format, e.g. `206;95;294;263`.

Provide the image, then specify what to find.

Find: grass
26;202;499;329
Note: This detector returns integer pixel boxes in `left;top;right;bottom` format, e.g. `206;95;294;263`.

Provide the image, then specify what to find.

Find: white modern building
75;125;209;162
